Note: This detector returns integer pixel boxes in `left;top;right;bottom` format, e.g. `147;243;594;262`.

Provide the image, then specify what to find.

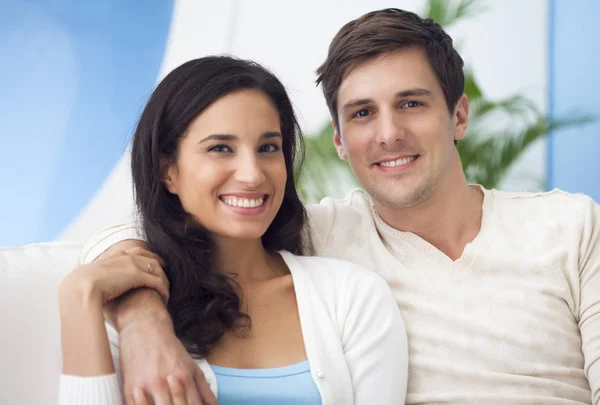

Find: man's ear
453;94;469;142
161;158;178;195
332;120;348;161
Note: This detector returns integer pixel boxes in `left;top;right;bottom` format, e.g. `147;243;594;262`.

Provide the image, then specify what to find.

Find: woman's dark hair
130;56;307;358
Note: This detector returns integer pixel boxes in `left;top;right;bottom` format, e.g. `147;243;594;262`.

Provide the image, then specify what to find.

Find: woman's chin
211;226;271;243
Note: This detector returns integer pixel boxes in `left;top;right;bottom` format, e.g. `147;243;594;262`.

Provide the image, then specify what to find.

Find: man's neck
374;177;484;261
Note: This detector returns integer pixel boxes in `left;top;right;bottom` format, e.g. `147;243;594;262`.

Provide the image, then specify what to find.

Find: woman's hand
59;247;170;377
59;247;169;307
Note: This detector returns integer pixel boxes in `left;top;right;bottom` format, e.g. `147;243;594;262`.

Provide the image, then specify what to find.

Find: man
80;8;600;405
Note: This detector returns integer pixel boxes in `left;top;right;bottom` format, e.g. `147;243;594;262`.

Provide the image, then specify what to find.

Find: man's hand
118;312;217;405
91;241;217;404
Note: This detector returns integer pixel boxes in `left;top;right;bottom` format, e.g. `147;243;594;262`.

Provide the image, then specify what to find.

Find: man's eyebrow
340;98;373;113
395;88;434;98
340;88;434;113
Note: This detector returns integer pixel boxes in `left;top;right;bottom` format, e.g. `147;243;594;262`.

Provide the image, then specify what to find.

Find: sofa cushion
0;242;83;404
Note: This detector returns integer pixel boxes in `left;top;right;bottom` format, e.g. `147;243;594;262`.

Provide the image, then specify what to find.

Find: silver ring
147;263;155;274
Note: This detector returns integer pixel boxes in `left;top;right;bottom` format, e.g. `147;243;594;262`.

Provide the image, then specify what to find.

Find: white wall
59;0;549;242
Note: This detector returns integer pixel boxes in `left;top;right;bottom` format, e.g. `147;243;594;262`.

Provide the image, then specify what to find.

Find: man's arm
81;223;216;405
80;222;146;265
579;197;600;405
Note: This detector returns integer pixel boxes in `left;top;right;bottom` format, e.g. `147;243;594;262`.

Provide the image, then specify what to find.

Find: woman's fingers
139;271;170;304
130;254;170;294
124;246;166;268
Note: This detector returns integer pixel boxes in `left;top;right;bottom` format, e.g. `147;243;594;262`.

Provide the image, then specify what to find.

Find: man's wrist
107;288;173;332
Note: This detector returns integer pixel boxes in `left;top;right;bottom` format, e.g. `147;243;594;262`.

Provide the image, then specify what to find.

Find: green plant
297;0;591;203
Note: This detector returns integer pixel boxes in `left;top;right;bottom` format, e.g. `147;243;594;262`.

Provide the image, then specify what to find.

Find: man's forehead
337;50;440;104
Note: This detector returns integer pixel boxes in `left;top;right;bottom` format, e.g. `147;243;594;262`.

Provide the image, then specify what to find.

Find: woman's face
164;89;287;242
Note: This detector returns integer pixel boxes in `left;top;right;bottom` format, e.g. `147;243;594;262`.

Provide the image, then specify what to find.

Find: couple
59;7;600;405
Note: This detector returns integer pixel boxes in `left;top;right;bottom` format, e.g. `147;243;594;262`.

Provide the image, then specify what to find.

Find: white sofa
0;242;83;405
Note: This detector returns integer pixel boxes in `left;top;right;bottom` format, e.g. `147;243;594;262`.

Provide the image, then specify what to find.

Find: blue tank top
210;360;322;405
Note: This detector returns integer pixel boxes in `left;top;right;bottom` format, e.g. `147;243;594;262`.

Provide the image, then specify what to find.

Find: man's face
334;47;468;209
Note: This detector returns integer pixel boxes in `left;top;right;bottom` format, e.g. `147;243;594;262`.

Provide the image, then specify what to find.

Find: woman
58;56;407;405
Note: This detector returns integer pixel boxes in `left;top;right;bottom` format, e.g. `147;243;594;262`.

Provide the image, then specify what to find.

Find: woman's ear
161;158;178;195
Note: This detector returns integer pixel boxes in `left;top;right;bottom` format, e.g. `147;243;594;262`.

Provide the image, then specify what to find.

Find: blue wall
0;0;173;246
548;0;600;202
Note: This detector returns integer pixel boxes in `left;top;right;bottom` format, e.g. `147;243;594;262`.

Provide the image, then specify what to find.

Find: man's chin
367;182;432;210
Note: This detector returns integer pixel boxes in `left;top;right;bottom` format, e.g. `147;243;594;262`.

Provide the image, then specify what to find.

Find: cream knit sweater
81;187;600;404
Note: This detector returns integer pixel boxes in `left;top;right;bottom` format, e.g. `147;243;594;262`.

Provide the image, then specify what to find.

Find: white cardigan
60;251;408;405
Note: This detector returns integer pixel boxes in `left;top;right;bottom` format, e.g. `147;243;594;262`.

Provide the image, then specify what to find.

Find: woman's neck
213;237;287;283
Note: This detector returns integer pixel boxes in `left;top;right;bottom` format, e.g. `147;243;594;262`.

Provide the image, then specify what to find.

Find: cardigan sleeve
340;268;408;404
59;323;124;405
59;374;123;405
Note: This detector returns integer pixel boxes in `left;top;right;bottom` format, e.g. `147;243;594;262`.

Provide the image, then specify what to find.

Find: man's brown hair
316;8;465;128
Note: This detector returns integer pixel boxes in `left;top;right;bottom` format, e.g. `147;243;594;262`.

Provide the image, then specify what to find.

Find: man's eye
353;109;371;118
402;101;422;108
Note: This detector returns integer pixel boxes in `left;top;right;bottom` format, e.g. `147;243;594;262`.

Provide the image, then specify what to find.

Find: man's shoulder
486;187;599;231
490;187;588;200
489;187;595;211
304;189;375;256
308;188;371;212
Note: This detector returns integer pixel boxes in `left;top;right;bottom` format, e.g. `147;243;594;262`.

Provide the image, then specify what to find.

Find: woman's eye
208;144;231;152
259;144;280;153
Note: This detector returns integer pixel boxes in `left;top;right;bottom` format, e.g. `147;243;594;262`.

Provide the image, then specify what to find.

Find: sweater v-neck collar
371;185;495;268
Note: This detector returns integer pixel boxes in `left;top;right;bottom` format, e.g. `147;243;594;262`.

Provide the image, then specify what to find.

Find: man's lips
375;155;419;167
